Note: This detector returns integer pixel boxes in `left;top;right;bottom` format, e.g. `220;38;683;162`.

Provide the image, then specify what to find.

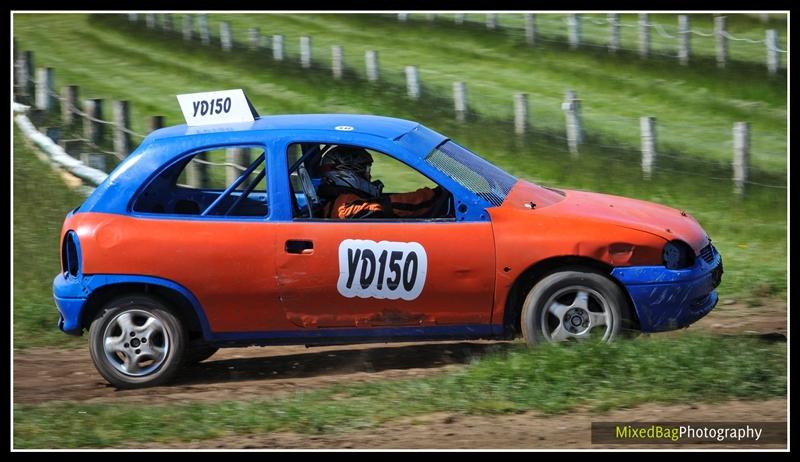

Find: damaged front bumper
611;247;723;333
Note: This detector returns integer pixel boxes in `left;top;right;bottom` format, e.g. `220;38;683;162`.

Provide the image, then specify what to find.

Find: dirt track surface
14;300;787;448
13;341;490;405
135;399;787;449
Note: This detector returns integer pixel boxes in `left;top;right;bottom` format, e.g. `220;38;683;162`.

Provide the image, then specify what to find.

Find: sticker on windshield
337;239;427;301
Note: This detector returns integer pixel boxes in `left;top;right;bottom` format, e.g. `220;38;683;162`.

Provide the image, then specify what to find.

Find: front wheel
88;295;186;389
520;269;632;345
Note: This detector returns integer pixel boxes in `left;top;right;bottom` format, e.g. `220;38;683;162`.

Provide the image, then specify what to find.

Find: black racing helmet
319;145;382;197
320;145;373;177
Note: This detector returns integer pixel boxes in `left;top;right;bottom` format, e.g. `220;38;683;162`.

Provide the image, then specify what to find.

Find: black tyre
183;340;219;365
520;268;633;345
88;295;186;389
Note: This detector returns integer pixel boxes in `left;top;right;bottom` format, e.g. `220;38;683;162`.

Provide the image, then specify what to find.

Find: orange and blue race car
53;90;723;388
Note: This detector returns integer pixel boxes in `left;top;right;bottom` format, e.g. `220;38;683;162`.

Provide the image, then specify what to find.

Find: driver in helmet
317;145;444;219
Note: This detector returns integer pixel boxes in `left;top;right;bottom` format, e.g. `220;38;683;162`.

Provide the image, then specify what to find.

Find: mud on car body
53;90;722;388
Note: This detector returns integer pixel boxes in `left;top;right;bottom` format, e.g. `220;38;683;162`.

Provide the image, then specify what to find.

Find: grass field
13;126;88;349
12;13;787;349
13;334;787;448
15;14;788;172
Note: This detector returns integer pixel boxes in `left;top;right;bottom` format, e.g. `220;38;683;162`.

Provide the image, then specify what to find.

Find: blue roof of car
149;114;421;141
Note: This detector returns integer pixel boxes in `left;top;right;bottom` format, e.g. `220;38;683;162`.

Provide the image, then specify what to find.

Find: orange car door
273;221;495;328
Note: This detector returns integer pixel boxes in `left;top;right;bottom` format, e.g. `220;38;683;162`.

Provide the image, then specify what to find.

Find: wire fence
13;68;240;182
400;13;788;67
14;14;788;196
197;13;786;170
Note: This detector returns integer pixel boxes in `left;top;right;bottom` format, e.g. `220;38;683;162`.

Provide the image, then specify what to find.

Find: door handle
285;239;314;254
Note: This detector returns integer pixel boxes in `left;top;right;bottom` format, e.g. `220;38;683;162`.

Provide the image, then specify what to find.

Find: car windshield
424;140;517;206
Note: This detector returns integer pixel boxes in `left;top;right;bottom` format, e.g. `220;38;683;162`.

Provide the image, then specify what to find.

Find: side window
133;146;269;218
285;142;454;221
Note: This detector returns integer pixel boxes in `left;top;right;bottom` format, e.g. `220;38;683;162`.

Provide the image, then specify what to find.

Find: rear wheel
521;269;633;345
88;295;186;389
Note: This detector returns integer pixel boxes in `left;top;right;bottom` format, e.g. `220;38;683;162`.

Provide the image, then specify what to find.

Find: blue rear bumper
611;247;723;333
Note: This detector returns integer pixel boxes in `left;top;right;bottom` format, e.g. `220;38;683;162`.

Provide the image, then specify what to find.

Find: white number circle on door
337;239;428;301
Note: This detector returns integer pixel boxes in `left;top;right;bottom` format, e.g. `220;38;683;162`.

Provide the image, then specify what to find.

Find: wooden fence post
35;67;54;111
524;13;536;45
144;13;158;29
198;14;210;46
733;122;750;195
715;15;728;68
332;46;344;80
248;27;261;51
640;116;656;178
162;14;173;32
639;13;650;59
220;21;232;51
272;35;284;61
568;14;581;49
113;100;131;158
405;66;420;99
678;15;691;65
766;29;779;74
187;154;208;188
12;48;20;100
226;147;251;185
365;50;379;82
300;36;312;68
61;85;79;126
608;13;619;54
453;82;467;122
562;90;582;155
15;50;34;104
514;93;529;135
23;51;35;101
183;14;194;41
83;98;104;147
486;13;498;30
148;115;165;133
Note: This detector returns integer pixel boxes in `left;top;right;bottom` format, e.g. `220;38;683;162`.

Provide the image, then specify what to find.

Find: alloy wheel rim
540;286;613;342
102;309;170;377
